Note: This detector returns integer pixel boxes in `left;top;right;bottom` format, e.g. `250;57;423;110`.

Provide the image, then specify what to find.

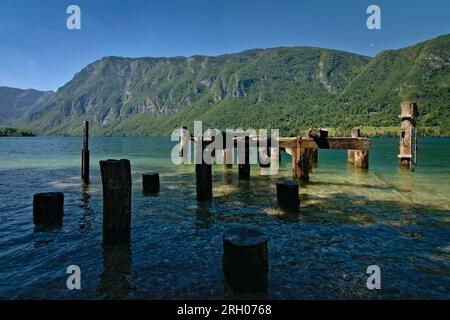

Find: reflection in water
78;185;95;232
98;244;133;299
33;223;62;234
222;278;268;300
196;201;213;229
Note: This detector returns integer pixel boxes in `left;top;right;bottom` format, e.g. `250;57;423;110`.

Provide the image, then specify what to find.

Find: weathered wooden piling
142;172;160;194
347;128;369;169
81;121;90;184
33;192;64;225
100;159;131;245
222;227;269;292
196;140;212;201
276;180;300;212
292;139;309;182
311;148;318;163
398;102;417;169
238;136;250;178
347;128;359;164
354;149;369;169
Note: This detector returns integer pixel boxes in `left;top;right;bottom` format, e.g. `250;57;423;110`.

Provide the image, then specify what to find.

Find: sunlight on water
0;137;448;299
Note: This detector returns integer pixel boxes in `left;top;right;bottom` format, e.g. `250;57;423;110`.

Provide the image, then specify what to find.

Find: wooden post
276;180;300;213
33;192;64;225
142;172;160;194
354;149;369;169
348;128;359;164
311;148;318;163
100;159;132;245
222;227;269;292
399;102;417;169
82;121;90;184
196;140;212;201
292;139;309;182
238;136;250;178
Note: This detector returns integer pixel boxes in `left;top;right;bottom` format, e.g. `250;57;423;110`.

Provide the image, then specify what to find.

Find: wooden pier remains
398;102;417;169
182;126;371;184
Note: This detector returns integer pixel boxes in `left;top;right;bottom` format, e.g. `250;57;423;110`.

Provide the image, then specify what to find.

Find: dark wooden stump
100;159;132;245
276;180;300;212
142;172;160;194
238;136;250;179
222;227;269;292
196;140;212;201
33;192;64;225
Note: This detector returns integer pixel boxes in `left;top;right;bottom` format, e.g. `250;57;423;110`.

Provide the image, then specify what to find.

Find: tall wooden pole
82;121;90;184
399;102;417;169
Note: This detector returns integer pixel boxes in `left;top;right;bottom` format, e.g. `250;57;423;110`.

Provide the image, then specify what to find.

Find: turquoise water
0;136;448;299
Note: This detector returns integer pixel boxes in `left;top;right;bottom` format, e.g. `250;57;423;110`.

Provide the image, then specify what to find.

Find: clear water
0;137;448;299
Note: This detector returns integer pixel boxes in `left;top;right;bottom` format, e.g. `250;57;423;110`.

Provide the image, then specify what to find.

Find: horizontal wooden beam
300;137;371;151
188;135;370;151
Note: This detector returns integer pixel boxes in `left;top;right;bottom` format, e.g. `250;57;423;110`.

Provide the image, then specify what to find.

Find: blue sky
0;0;449;91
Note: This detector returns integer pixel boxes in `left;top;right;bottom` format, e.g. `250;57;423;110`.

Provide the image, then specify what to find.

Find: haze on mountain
1;34;449;136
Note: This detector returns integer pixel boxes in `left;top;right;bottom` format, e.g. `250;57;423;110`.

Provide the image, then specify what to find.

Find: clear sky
0;0;449;91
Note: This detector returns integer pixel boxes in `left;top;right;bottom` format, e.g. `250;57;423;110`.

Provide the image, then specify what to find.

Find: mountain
4;34;450;136
0;87;55;126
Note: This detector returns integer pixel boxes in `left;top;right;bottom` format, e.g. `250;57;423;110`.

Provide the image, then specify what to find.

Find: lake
0;136;449;299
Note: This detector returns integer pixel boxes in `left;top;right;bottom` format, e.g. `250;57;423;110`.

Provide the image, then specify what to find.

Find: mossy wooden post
100;159;131;245
354;149;369;169
222;227;269;292
33;192;64;225
238;136;250;178
293;139;309;182
142;172;160;194
399;102;417;169
196;140;212;201
348;128;359;164
348;128;369;168
276;180;300;213
81;121;90;184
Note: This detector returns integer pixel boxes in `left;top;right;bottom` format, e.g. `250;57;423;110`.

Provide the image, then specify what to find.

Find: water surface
0;137;449;299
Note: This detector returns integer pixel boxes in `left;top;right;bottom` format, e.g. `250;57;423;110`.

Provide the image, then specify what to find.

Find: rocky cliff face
0;87;55;125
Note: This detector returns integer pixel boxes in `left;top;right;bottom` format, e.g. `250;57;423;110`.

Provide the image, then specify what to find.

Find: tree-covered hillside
2;34;448;136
